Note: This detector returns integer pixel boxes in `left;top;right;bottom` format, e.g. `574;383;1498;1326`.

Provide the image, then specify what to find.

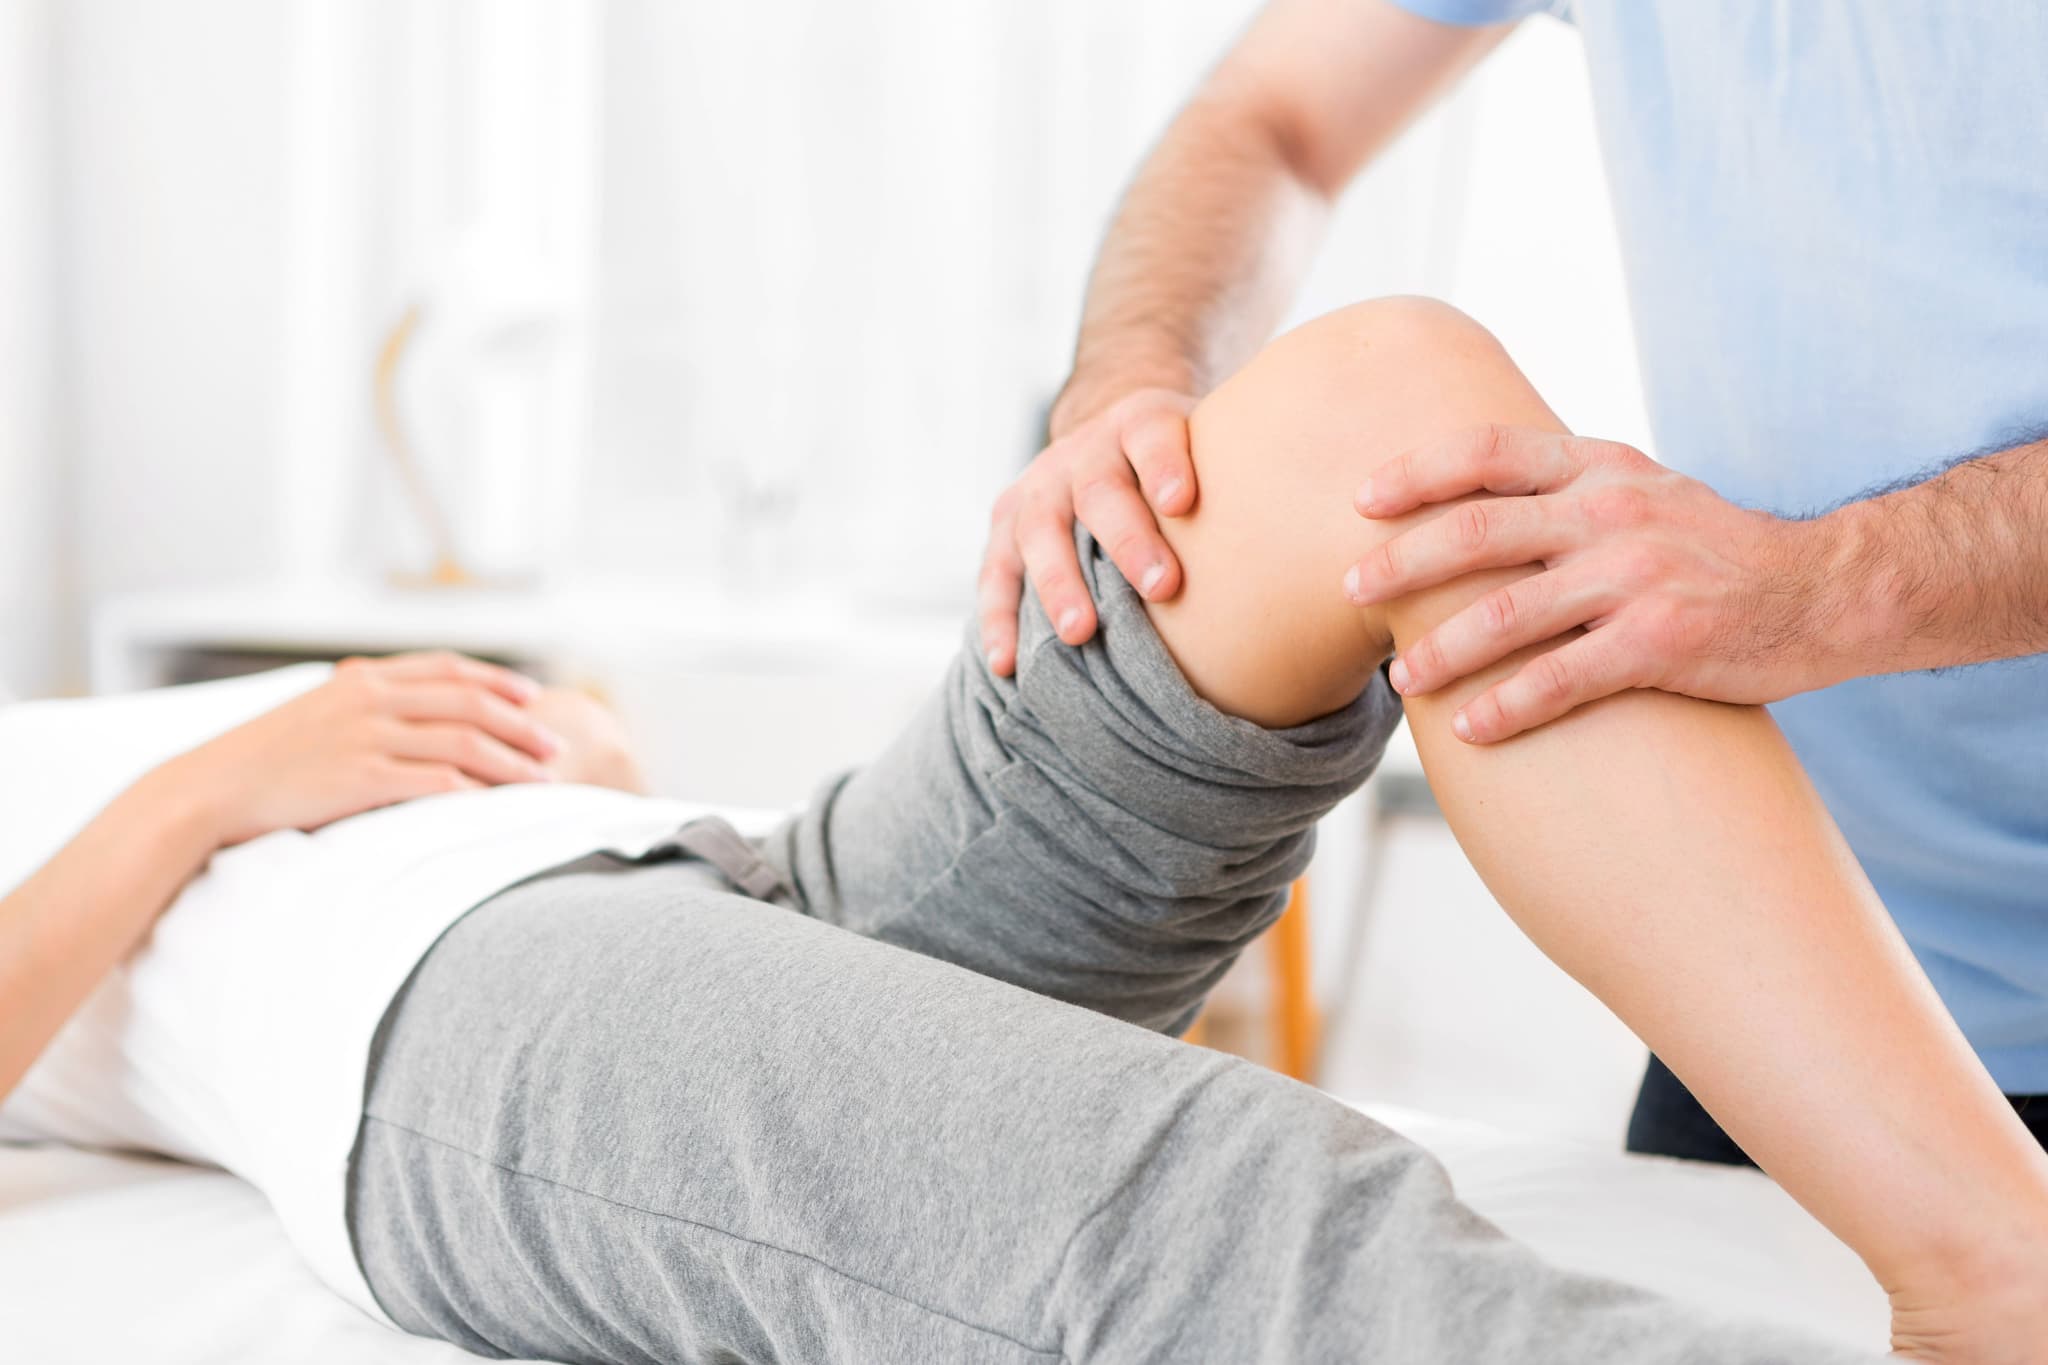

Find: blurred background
0;1;1656;1144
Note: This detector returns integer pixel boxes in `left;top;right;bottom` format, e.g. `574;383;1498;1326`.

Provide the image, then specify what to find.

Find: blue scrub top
1392;0;2048;1089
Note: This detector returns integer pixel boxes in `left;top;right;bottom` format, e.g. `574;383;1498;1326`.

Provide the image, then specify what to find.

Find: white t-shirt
0;666;779;1322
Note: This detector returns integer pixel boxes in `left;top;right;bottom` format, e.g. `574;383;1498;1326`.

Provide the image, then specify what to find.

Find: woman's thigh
347;841;1858;1365
346;858;1253;1362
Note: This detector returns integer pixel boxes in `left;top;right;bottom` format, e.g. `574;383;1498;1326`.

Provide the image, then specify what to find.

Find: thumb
1124;407;1198;516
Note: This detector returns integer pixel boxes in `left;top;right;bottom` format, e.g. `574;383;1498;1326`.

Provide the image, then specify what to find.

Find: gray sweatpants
346;536;1868;1364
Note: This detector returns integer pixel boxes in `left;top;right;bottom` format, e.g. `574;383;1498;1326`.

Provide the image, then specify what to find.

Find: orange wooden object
1268;878;1319;1081
1179;878;1317;1082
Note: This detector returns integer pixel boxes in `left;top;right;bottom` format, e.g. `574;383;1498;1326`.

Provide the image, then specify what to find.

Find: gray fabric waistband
503;815;799;912
655;816;798;909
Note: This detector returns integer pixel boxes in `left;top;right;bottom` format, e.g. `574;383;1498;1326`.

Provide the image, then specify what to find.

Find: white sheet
0;670;784;1320
0;1103;1886;1363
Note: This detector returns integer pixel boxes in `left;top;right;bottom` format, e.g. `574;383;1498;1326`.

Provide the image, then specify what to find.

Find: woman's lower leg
1147;297;2048;1354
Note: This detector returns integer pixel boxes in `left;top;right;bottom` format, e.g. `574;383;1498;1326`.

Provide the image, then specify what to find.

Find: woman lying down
3;299;2042;1365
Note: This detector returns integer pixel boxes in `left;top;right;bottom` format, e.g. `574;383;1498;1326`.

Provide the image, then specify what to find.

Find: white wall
51;2;601;607
0;0;62;697
0;0;288;698
57;0;291;611
579;0;1269;602
43;7;1643;627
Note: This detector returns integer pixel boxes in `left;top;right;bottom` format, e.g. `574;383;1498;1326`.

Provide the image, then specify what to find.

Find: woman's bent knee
1147;297;1562;728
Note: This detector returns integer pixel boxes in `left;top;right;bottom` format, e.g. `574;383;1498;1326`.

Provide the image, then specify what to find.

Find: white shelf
89;579;968;808
89;578;965;693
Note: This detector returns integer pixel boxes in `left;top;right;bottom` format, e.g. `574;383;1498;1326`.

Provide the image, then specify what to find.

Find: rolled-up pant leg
347;860;1858;1365
757;530;1404;1035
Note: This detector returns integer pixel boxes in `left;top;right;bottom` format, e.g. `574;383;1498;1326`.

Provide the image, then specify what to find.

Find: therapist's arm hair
981;1;1514;676
0;654;566;1105
1826;433;2048;672
1148;298;2048;1352
1055;0;1510;428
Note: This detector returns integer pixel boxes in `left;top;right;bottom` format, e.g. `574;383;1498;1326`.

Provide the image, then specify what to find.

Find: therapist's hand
1347;425;1843;743
171;652;562;847
979;387;1198;675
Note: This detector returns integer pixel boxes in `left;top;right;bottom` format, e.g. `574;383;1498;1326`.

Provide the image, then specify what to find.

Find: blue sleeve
1382;0;1572;26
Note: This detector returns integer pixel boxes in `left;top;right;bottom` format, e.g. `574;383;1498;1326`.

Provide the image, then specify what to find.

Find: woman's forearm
0;654;585;1108
0;760;225;1102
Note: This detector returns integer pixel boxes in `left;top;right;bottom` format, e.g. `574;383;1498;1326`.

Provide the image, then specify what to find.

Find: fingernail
534;727;565;759
1355;479;1375;513
1388;657;1411;694
511;675;542;702
1138;562;1167;597
1156;478;1186;509
1452;710;1475;743
1056;606;1085;639
1342;564;1365;602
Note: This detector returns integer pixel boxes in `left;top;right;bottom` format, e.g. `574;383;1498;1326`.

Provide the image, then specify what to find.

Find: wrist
1805;500;1908;686
1050;349;1198;438
133;749;244;856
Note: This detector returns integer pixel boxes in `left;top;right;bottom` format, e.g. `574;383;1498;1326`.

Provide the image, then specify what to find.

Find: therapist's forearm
1055;0;1511;434
1822;435;2048;675
0;763;225;1103
1053;92;1330;435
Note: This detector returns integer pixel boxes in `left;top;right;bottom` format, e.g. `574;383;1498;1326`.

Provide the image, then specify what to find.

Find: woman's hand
0;651;562;1105
168;652;565;848
528;686;649;795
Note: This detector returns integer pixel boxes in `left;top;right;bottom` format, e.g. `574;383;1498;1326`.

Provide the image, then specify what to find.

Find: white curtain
0;0;61;697
275;0;600;588
571;4;1643;607
579;0;1268;603
278;3;1640;605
